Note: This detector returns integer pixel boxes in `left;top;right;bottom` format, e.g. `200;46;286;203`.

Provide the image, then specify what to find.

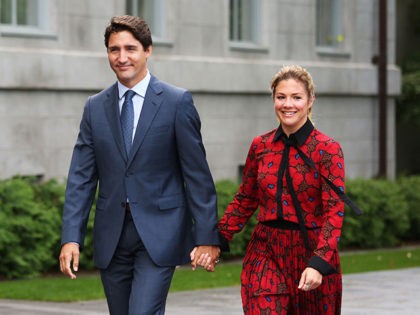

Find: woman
218;65;346;314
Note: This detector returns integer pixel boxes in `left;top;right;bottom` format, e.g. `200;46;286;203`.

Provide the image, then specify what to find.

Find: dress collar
273;119;314;146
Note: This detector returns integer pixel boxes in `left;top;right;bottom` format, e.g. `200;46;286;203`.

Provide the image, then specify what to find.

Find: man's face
107;30;152;88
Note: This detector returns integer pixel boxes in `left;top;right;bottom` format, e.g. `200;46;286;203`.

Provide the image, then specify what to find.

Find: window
229;0;261;44
127;0;165;40
0;0;50;33
316;0;343;48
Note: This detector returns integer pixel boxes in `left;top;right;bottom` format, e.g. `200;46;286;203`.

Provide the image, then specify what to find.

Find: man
59;15;220;315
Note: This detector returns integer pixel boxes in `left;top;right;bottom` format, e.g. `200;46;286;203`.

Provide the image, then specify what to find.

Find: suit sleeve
61;97;98;248
174;91;220;246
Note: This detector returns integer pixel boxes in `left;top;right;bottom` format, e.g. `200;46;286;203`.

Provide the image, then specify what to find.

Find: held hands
59;243;80;279
298;267;322;291
190;245;221;272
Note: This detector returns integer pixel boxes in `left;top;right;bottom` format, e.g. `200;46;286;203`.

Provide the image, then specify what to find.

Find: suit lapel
104;83;128;162
127;76;163;166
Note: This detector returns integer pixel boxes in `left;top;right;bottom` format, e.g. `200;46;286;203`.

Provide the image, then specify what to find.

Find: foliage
31;178;66;268
215;177;418;253
397;176;420;240
397;70;420;126
340;178;410;249
0;177;95;279
0;176;419;279
0;177;61;278
397;0;420;126
215;180;257;258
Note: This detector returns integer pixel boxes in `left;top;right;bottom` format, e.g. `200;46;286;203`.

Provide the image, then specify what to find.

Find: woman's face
273;78;314;136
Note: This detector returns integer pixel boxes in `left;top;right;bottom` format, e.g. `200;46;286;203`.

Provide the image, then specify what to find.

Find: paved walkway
1;267;419;314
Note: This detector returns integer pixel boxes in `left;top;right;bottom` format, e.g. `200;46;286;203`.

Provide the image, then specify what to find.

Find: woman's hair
270;65;315;120
104;15;152;51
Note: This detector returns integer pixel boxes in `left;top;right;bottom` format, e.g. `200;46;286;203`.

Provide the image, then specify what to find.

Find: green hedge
397;176;420;240
340;178;410;249
216;177;420;257
0;177;95;279
215;180;257;258
0;176;419;279
0;177;62;279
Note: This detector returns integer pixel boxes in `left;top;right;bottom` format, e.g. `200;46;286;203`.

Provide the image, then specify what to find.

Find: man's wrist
65;242;80;247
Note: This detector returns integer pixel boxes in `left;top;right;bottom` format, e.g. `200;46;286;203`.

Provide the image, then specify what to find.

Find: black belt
262;220;318;230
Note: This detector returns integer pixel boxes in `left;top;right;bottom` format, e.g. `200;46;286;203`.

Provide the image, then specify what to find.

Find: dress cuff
218;233;230;252
307;256;337;275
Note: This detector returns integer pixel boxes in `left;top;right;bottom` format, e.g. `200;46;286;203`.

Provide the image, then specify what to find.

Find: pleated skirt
240;223;342;315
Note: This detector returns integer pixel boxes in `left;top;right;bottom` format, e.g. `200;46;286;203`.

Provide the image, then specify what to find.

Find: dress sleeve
218;138;260;243
307;140;345;275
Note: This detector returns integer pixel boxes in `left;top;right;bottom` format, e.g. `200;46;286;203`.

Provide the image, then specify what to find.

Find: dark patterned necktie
120;90;136;155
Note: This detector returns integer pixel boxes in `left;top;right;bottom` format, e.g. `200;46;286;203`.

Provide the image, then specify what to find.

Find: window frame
229;0;267;53
316;0;348;55
229;0;261;45
126;0;167;43
0;0;54;38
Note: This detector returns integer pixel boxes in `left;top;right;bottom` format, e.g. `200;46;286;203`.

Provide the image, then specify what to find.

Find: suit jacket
61;75;220;269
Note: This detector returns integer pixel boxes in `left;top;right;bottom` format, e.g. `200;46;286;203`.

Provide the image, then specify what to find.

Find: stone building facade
0;0;400;181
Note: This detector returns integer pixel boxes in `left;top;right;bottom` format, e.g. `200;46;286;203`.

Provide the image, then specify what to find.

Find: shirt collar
273;119;314;146
118;70;151;99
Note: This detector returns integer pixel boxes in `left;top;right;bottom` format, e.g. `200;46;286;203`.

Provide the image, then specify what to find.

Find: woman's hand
298;267;322;291
190;246;221;272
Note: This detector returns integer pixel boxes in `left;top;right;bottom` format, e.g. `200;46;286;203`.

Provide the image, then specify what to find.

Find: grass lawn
340;246;420;273
0;246;419;302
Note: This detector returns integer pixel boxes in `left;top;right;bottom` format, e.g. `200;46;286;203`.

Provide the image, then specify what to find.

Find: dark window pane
17;0;28;25
0;0;12;24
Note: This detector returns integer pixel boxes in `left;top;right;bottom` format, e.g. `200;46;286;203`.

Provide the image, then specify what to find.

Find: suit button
120;202;125;208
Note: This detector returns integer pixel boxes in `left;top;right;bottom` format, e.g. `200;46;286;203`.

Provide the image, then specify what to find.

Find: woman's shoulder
251;128;278;145
311;128;343;153
312;128;339;144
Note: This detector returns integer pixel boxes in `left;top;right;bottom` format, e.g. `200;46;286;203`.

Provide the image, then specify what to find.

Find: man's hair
104;15;152;50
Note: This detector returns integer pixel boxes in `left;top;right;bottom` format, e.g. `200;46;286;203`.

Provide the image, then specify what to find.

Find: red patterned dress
218;119;345;314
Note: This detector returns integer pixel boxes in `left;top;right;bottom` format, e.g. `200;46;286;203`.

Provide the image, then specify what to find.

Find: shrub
1;175;419;278
341;178;410;249
0;177;96;279
216;177;416;255
32;178;65;269
32;178;97;271
0;177;61;279
215;179;257;258
397;176;420;240
397;70;420;127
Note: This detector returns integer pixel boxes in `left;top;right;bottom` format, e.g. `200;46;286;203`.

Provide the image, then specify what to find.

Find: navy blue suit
61;75;219;314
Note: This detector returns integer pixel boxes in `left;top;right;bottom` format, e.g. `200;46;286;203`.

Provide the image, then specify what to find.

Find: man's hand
59;243;80;279
298;267;322;291
190;245;221;272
